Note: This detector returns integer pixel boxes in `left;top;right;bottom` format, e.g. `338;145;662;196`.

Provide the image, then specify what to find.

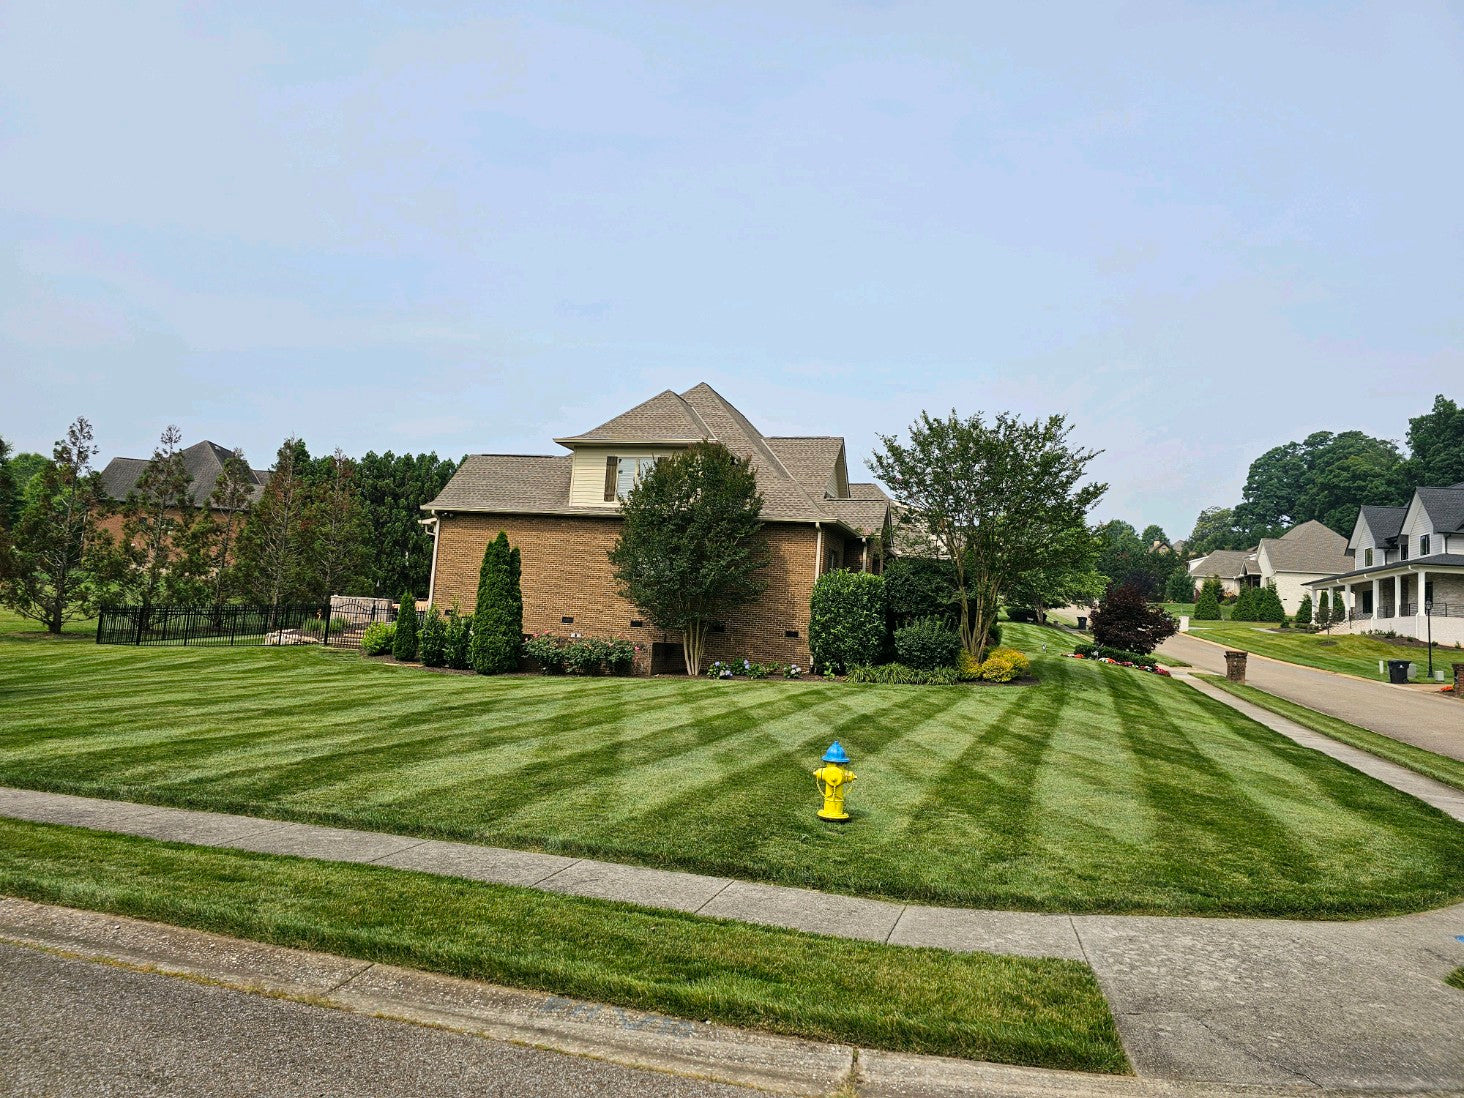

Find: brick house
95;440;267;543
422;383;891;672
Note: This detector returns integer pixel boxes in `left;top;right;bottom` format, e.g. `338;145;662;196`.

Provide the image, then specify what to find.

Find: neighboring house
95;440;268;542
422;383;892;673
1186;520;1352;613
1308;482;1464;645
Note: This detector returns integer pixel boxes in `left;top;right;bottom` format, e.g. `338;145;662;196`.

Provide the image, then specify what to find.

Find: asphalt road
0;944;762;1098
1159;630;1464;761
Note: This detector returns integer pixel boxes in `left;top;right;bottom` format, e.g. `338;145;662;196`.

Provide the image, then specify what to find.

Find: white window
1420;534;1430;556
614;457;656;499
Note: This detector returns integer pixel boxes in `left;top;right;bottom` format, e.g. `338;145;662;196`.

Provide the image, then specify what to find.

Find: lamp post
1426;599;1434;681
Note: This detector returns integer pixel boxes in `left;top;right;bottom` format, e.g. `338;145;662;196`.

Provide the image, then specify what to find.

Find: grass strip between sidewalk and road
0;817;1129;1075
1198;676;1464;795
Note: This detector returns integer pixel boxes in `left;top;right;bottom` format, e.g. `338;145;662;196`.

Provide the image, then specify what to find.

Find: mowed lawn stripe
1;618;1462;916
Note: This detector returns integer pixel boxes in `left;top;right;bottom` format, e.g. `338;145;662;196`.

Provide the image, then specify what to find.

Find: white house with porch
1307;483;1464;646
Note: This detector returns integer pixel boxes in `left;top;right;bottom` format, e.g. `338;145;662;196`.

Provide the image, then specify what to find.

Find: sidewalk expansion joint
692;879;734;915
366;840;431;864
530;859;584;887
326;961;376;993
882;906;908;944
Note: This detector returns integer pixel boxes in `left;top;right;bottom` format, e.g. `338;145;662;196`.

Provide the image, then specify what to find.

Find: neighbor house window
1420;534;1430;556
1399;541;1409;561
603;456;657;501
1364;548;1373;566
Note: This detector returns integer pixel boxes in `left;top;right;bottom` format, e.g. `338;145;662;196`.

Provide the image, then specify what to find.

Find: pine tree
1295;594;1313;626
234;438;314;608
444;604;473;670
305;449;369;602
470;532;522;674
1193;576;1223;620
1256;581;1286;623
119;425;195;612
392;589;419;660
1316;591;1332;628
1331;590;1346;623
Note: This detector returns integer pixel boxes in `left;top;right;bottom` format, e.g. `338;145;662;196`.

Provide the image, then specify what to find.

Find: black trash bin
1076;616;1088;631
1386;659;1411;684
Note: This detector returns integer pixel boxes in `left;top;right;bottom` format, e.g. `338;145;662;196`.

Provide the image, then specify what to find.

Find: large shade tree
608;441;769;675
870;410;1105;661
356;451;460;598
1404;395;1464;487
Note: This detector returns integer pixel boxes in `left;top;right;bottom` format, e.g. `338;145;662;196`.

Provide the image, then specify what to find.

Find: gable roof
554;390;710;444
1416;487;1464;534
1258;520;1352;575
99;440;266;509
427;382;891;532
1357;504;1407;544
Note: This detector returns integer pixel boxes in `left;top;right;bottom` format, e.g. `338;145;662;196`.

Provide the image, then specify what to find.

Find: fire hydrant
813;741;856;822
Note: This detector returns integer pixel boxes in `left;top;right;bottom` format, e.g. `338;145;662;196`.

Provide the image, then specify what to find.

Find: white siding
567;446;677;507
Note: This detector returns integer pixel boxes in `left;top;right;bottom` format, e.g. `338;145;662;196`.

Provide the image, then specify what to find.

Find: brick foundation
429;512;828;672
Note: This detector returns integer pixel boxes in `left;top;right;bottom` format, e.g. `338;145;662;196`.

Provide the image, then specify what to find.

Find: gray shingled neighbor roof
1359;504;1407;543
1417;487;1464;534
1306;552;1464;585
99;440;266;509
427;383;891;533
1258;519;1352;575
826;483;891;537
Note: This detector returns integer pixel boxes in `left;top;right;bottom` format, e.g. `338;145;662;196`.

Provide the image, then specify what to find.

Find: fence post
321;601;332;648
95;610;104;644
134;604;145;646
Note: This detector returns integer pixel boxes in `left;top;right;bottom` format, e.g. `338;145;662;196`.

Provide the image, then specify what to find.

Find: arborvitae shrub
392;590;419;660
444;607;472;670
1295;594;1313;626
471;532;523;674
1331;590;1346;622
1193;577;1223;620
1256;582;1286;624
418;607;447;667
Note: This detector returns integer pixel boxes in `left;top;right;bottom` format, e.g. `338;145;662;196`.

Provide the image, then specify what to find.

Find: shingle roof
826;483;891;537
554;390;710;444
98;440;265;509
427;382;891;533
1417;487;1464;534
1305;552;1464;585
1189;549;1251;579
1258;520;1352;575
425;454;577;515
1359;504;1406;543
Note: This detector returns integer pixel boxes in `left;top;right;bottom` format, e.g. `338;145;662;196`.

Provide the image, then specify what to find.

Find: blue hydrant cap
822;741;850;764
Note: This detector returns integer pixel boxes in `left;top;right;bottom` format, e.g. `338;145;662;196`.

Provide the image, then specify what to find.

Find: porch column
1418;568;1429;625
1372;577;1381;619
1394;574;1402;617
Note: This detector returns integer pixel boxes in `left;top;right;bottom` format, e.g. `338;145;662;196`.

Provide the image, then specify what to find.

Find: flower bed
706;658;803;680
524;633;639;675
1068;649;1171;677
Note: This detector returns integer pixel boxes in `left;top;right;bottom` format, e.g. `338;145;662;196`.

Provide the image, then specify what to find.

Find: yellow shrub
978;646;1031;683
957;649;983;681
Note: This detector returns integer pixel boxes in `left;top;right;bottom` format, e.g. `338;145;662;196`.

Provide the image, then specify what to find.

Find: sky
3;1;1461;538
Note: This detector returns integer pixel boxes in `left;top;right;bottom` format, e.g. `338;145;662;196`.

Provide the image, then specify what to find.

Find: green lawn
0;817;1126;1073
1185;620;1456;682
1163;602;1232;621
1198;677;1464;795
1;614;1461;917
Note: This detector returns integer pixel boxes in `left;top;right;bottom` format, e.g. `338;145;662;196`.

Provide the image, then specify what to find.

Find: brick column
1453;663;1464;699
1225;650;1247;684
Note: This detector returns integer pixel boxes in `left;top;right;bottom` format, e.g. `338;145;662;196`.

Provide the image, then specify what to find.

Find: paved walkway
1160;631;1464;762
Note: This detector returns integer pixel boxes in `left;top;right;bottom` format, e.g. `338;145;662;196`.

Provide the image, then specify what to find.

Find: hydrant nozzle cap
822;741;850;765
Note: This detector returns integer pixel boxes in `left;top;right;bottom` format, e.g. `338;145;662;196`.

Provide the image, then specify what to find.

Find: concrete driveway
1159;631;1464;762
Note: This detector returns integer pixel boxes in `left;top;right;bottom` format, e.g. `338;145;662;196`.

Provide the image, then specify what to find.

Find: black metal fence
96;600;405;649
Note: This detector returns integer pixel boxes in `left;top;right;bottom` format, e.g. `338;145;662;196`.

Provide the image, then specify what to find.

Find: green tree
1234;431;1406;537
1090;583;1178;655
356;451;460;598
117;425;195;610
1;417;119;632
870;410;1105;662
1295;593;1313;626
1331;590;1346;623
234;438;315;607
470;532;522;674
1315;589;1332;628
1193;576;1223;620
1185;506;1248;557
392;590;419;661
1404;395;1464;487
1005;525;1106;621
1255;581;1287;623
304;449;369;601
418;606;447;667
882;556;957;626
202;449;256;603
1165;570;1197;604
608;442;769;675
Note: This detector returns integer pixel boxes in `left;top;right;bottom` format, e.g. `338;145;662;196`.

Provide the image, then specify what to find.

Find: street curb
1175;630;1455;696
0;896;1294;1098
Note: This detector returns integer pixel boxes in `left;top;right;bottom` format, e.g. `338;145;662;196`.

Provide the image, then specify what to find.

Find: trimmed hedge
809;571;887;674
418;608;447;668
361;622;395;656
894;616;961;670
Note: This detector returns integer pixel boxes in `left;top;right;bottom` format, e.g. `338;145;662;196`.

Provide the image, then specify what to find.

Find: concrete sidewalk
1159;631;1464;762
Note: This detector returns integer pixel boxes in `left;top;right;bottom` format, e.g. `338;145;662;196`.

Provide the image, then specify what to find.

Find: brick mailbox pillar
1453;663;1464;699
1225;650;1247;684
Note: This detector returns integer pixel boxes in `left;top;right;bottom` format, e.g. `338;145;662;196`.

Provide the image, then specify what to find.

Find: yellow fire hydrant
813;741;856;822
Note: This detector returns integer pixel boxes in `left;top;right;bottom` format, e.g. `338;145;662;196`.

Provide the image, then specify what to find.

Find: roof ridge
679;383;827;515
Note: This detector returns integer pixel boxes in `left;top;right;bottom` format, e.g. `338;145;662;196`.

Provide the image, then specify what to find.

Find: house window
1364;548;1373;567
1399;540;1409;561
603;456;657;501
1420;534;1430;556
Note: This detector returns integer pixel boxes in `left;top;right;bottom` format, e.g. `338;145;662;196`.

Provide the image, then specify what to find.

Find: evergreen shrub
809;571;887;674
392;590;419;660
361;622;395;656
418;608;447;667
893;616;961;670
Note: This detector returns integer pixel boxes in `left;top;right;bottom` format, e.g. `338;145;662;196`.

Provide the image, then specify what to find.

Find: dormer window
603;456;656;501
1400;540;1409;561
1420;534;1430;557
1364;548;1373;567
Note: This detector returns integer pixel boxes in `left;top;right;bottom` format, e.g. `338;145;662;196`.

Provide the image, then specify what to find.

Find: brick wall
430;512;823;671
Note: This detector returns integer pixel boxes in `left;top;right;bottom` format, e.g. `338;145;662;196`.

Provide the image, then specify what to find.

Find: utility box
1224;650;1247;683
